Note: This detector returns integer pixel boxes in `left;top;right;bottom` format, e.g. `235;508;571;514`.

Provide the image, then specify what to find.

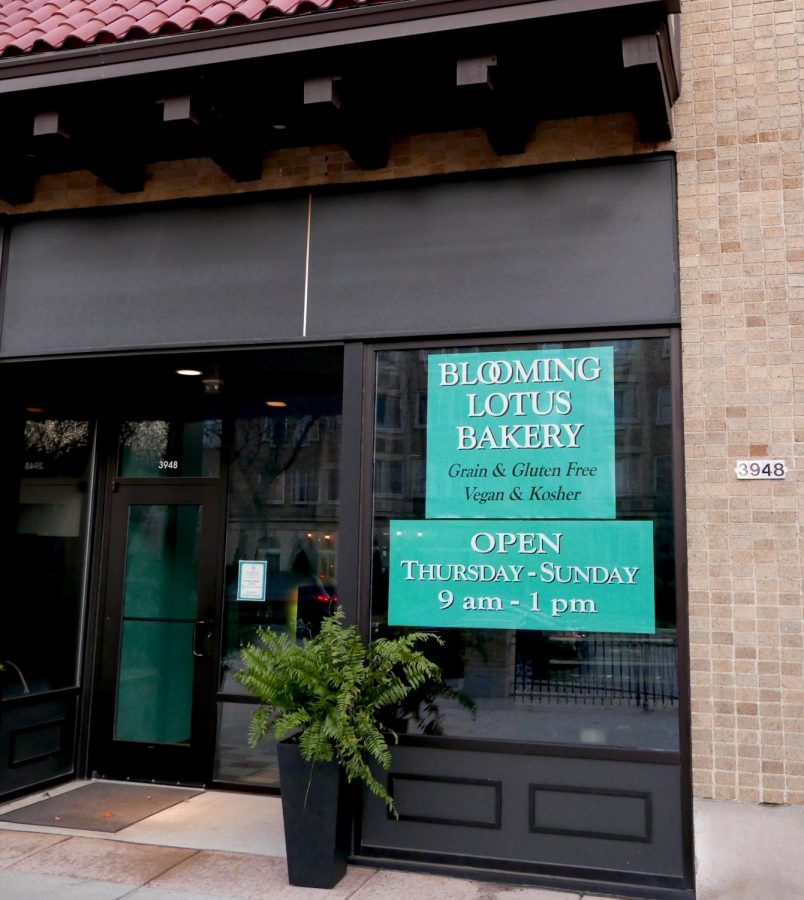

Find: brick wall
675;0;804;804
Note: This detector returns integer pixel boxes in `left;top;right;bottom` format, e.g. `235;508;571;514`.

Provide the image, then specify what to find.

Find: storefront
0;149;693;896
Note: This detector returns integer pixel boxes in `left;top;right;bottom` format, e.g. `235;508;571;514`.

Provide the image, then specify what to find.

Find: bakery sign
425;348;615;519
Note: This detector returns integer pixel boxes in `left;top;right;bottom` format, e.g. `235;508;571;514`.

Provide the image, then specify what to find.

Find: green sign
425;348;615;519
388;520;655;633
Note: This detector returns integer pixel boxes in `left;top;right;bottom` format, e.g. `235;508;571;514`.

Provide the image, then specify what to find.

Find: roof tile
0;0;402;57
233;0;267;16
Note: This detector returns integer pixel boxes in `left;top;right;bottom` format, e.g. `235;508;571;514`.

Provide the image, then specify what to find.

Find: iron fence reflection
514;631;678;708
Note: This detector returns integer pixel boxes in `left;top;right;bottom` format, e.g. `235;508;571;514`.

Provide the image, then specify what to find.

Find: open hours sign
388;520;655;634
425;348;615;519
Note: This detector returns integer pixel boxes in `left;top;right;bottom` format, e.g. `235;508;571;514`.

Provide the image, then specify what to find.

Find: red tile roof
0;0;398;58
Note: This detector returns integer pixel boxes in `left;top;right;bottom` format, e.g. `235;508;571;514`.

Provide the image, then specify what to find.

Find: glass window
216;387;342;786
656;385;673;425
114;504;201;744
2;416;92;699
371;338;678;752
215;702;279;787
118;416;221;477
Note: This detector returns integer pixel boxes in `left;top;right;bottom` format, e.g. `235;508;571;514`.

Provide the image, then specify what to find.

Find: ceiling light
265;400;287;408
26;406;44;414
176;368;202;376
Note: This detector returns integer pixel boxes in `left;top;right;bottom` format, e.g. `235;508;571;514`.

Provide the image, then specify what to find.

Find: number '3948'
734;460;786;479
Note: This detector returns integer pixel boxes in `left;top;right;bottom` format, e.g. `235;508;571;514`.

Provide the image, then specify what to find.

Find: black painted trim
0;686;80;708
78;418;115;780
396;733;681;764
210;779;280;796
9;718;68;768
528;783;652;842
0;772;76;805
388;773;502;829
670;325;696;887
351;850;695;899
339;342;365;630
215;693;260;705
0;223;8;352
124;616;196;624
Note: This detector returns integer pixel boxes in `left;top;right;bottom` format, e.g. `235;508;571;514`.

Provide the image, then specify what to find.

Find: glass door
94;483;221;784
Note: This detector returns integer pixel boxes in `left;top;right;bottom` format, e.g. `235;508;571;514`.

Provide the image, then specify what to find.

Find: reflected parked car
296;577;339;638
229;568;338;638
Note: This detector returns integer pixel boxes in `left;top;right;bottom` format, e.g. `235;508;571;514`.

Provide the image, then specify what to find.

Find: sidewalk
0;781;608;900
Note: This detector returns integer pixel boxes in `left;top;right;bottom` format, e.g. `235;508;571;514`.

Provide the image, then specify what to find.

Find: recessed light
265;400;287;407
176;368;202;376
271;123;288;131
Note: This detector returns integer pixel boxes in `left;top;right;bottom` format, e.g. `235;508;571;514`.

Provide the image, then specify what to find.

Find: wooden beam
457;55;533;156
340;88;390;170
306;75;389;170
456;55;497;89
160;92;265;182
209;127;265;182
33;109;71;139
0;158;35;206
483;103;532;156
160;94;201;125
207;104;266;182
303;75;342;109
0;111;36;205
342;121;390;170
623;32;673;142
87;122;147;193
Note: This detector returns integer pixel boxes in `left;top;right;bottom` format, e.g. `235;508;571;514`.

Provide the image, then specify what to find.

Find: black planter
277;737;350;889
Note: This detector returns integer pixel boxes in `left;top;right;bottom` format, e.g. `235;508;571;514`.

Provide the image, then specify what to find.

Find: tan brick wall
0;113;661;215
675;0;804;804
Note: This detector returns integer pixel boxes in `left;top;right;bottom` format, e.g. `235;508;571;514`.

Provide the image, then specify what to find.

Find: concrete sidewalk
4;780;804;899
0;781;609;900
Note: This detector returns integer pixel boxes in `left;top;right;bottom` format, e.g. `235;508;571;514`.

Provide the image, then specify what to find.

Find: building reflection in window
371;339;679;752
2;417;91;700
215;391;342;788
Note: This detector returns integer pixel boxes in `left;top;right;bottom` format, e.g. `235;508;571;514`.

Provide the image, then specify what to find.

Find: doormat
0;782;202;833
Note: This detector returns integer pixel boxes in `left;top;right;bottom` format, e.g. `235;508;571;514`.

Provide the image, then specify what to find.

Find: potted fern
235;611;442;889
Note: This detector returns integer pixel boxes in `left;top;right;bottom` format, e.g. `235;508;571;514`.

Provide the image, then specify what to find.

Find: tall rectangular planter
277;738;350;888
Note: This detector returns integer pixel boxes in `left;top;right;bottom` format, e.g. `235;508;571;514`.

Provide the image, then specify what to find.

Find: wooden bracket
623;31;674;142
457;54;532;156
0;158;35;206
161;92;265;182
303;76;342;109
456;55;497;90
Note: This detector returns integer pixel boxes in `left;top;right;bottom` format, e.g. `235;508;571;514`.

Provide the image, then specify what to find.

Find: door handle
193;620;214;658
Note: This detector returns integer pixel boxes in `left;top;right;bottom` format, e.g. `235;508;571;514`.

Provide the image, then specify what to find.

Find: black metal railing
514;631;678;708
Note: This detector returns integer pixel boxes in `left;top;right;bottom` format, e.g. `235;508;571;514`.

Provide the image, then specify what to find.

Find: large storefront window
1;416;92;699
371;337;678;751
215;382;342;786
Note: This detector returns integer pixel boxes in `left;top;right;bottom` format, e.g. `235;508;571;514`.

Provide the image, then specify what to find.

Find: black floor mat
0;782;202;832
